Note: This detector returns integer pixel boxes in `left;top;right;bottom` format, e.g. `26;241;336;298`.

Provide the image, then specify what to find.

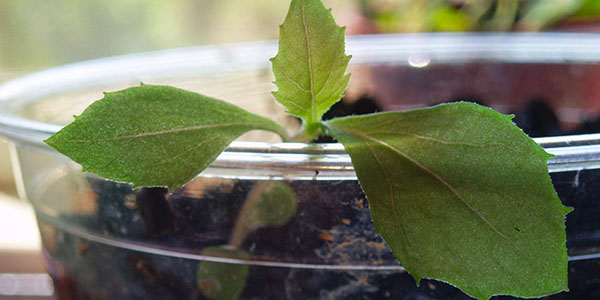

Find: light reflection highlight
408;54;430;68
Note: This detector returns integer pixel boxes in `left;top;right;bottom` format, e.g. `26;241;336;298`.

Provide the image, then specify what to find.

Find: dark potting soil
43;169;600;300
41;98;600;299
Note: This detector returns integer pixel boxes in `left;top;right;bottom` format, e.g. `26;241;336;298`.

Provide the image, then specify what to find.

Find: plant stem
289;122;325;142
228;181;274;248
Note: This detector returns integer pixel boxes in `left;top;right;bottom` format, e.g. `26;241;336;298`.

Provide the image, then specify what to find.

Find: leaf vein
367;130;520;153
154;136;218;166
314;37;343;99
314;76;347;112
279;29;307;59
68;123;254;143
301;3;317;122
274;94;311;112
338;126;546;272
365;141;412;260
461;178;564;227
276;68;311;94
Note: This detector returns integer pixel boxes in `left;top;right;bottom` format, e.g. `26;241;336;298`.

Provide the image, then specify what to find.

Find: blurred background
0;0;599;297
3;0;600;75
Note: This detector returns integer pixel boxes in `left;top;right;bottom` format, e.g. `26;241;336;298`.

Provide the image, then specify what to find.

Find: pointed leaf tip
271;0;351;124
326;102;570;299
45;84;287;190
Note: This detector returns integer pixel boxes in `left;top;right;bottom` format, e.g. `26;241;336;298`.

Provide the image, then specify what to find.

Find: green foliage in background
360;0;600;32
2;0;599;73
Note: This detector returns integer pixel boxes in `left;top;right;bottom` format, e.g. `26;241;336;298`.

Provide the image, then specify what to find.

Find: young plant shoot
44;0;571;299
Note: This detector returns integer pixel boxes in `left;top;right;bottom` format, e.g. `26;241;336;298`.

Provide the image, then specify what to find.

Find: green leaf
197;246;249;300
271;0;351;127
518;0;584;30
429;5;472;32
325;102;571;299
246;181;297;229
44;84;288;191
571;0;600;18
229;181;298;247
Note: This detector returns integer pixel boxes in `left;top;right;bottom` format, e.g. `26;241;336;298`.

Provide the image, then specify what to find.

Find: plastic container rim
1;32;600;179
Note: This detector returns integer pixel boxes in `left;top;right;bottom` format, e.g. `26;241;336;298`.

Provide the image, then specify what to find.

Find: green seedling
200;181;297;300
197;246;250;300
44;0;571;298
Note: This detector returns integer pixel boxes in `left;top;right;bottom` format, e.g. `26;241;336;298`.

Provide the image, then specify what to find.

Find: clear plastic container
1;33;600;299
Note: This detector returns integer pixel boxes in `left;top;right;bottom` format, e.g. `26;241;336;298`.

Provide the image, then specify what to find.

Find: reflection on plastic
407;54;430;68
0;273;54;296
198;181;298;299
